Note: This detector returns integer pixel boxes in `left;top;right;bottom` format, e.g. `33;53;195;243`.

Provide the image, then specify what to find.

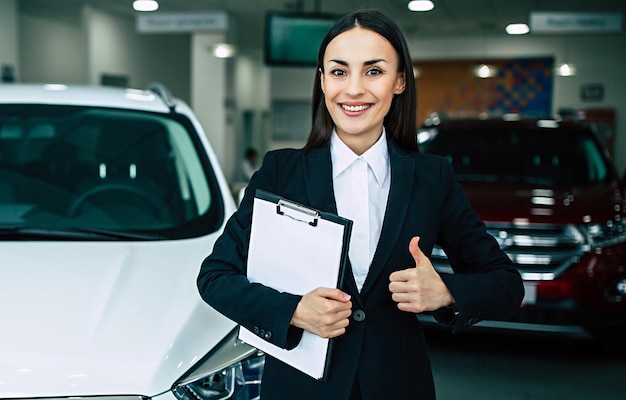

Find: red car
418;117;626;343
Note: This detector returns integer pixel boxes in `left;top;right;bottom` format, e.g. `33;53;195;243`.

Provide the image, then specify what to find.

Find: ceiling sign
530;12;622;33
137;11;228;33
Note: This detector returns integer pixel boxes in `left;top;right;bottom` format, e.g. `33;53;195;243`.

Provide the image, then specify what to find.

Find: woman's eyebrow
328;59;348;66
364;59;386;66
328;58;387;66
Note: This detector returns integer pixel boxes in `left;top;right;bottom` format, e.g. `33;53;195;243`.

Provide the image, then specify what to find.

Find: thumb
409;236;428;267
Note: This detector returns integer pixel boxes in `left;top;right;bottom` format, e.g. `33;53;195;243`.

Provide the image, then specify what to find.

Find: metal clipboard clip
276;199;319;227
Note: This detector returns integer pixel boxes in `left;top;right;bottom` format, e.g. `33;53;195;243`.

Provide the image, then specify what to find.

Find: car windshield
419;123;611;185
0;104;224;240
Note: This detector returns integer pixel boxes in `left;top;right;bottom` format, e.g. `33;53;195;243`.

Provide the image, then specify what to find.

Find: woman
197;9;524;399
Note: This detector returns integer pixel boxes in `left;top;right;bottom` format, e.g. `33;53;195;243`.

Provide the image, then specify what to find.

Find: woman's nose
345;75;365;96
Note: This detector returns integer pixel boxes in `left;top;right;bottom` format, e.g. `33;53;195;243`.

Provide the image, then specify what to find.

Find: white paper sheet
238;190;351;380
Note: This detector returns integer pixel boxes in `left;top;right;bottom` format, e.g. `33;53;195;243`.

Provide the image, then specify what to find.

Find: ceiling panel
17;0;626;49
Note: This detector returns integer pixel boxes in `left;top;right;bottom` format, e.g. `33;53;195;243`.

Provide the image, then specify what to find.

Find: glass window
420;124;613;185
0;105;224;240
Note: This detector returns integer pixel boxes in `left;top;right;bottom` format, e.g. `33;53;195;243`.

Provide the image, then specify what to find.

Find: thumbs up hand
389;237;455;313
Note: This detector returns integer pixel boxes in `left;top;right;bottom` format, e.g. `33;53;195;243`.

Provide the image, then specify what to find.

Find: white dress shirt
330;129;391;292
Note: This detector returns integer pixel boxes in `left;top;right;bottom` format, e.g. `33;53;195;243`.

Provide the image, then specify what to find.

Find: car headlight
173;328;265;400
580;218;626;249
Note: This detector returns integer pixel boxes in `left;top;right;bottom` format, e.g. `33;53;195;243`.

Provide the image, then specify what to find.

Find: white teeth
341;104;369;112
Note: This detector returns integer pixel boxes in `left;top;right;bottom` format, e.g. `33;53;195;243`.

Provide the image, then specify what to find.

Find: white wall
18;7;86;84
190;32;229;173
267;66;316;150
232;50;271;178
16;4;190;100
83;6;191;101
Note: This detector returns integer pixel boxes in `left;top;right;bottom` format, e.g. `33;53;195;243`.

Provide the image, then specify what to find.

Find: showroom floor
425;328;626;400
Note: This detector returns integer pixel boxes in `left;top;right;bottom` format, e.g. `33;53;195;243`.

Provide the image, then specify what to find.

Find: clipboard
238;189;352;380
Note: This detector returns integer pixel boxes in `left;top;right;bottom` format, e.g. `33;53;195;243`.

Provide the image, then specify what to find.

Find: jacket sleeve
431;158;524;333
197;150;304;349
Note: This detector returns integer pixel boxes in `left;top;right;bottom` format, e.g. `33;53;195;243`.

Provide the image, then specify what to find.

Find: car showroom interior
1;1;626;400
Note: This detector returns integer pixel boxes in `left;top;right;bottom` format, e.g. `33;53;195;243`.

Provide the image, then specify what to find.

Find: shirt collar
330;128;390;187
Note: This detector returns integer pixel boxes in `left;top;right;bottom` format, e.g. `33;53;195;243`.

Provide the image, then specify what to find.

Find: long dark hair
303;9;418;152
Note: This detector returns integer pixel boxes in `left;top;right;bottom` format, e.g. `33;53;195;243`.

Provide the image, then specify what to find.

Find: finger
388;279;408;294
409;236;428;267
317;309;352;339
329;318;350;337
315;287;351;302
326;322;350;339
389;268;412;283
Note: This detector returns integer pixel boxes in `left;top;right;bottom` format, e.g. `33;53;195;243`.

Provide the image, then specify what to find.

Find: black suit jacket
198;139;524;400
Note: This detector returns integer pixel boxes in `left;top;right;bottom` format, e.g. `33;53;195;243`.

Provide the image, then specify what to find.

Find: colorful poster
415;57;554;123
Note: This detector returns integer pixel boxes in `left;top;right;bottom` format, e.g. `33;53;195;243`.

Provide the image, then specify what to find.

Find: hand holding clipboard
238;190;352;380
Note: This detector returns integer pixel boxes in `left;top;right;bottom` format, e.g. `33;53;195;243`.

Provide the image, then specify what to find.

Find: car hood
0;239;236;398
460;181;622;224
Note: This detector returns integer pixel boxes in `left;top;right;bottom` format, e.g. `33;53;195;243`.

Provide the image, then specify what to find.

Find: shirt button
352;309;366;322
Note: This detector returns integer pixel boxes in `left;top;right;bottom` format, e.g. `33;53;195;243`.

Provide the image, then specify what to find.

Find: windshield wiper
0;225;165;240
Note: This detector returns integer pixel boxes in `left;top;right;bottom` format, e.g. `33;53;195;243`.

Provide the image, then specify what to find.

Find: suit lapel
302;146;337;213
361;142;415;297
302;146;362;302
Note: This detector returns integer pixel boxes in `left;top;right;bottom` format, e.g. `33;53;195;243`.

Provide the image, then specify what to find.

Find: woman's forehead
324;27;397;64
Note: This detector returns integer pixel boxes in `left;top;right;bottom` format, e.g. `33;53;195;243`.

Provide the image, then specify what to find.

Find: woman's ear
394;72;406;95
319;68;325;93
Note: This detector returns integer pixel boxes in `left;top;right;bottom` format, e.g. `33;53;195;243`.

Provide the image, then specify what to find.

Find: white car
0;83;264;400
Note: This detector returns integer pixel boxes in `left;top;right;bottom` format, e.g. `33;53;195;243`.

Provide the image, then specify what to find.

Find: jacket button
352;309;366;322
264;331;272;340
253;326;260;335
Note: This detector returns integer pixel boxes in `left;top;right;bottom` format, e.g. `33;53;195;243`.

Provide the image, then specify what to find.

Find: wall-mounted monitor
264;12;340;67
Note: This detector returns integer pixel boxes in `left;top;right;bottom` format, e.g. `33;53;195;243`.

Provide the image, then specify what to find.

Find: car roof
0;83;172;113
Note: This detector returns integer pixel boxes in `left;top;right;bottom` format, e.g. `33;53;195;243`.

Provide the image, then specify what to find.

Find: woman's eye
367;68;383;76
330;69;346;77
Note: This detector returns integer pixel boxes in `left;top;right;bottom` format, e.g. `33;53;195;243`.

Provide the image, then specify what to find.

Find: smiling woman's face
320;26;406;154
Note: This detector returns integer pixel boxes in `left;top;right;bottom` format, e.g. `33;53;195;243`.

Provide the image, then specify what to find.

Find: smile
341;104;370;112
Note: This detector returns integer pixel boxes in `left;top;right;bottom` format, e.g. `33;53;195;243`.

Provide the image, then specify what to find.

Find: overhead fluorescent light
506;23;530;35
133;1;159;12
408;1;435;12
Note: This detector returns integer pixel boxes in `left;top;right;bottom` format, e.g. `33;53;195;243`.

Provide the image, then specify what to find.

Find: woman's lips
340;103;371;112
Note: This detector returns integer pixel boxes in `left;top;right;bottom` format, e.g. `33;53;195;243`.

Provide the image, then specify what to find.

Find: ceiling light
133;0;159;12
473;64;498;78
506;23;530;35
556;63;576;76
408;1;435;12
212;43;236;58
